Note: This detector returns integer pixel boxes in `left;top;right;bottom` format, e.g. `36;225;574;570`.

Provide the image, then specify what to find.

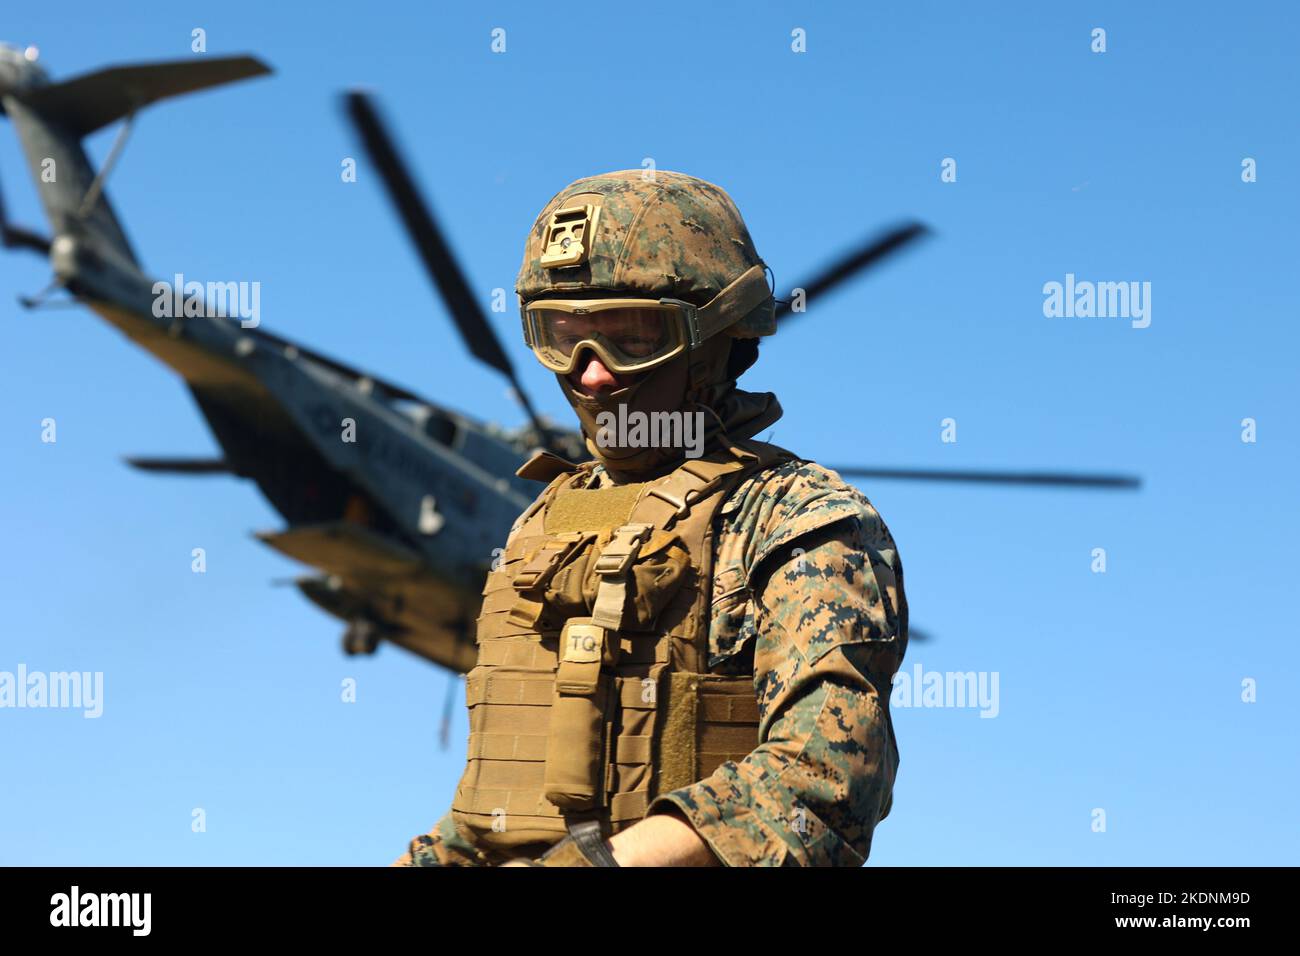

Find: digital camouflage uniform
394;169;907;866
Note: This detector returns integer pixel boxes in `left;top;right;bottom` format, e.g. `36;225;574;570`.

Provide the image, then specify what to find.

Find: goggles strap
690;264;773;344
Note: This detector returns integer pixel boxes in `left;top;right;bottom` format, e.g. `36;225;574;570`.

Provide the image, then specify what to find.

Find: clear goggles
520;297;702;375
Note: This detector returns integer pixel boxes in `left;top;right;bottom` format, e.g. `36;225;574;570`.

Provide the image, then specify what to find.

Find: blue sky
1;1;1296;865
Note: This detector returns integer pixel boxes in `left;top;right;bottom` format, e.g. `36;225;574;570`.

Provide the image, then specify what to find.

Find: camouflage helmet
516;170;776;339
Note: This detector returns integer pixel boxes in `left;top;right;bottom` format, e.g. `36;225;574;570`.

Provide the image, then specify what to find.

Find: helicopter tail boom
1;52;271;274
7;55;270;137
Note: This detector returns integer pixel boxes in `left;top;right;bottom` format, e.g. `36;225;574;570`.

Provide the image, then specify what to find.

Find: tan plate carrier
451;438;794;851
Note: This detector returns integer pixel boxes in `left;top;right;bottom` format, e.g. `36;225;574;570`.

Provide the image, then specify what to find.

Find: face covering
558;335;782;479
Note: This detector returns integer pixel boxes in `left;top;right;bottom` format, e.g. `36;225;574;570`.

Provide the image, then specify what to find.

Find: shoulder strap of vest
728;436;799;470
516;449;584;483
629;439;790;532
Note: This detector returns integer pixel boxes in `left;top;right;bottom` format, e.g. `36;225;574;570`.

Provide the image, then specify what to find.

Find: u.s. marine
395;171;908;867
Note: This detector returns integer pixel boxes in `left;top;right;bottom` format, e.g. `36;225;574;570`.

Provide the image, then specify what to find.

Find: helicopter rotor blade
782;226;1139;492
829;465;1141;490
775;222;930;321
342;91;549;444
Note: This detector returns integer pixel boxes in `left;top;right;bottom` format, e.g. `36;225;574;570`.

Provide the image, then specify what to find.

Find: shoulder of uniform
719;457;892;566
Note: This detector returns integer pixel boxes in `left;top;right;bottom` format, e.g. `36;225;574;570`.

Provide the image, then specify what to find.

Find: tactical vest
450;438;795;853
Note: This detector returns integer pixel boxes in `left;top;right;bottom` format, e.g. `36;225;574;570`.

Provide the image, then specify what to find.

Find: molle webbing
451;440;795;850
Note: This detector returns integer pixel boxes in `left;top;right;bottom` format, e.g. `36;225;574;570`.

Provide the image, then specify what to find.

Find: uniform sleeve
646;511;906;867
391;811;491;867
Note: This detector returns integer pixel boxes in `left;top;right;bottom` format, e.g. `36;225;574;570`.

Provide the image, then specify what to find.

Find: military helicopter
1;49;1140;681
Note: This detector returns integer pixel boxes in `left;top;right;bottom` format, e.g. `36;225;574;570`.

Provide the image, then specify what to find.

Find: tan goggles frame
521;297;700;375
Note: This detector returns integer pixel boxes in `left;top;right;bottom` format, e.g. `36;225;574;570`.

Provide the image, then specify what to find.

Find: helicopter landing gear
342;618;382;655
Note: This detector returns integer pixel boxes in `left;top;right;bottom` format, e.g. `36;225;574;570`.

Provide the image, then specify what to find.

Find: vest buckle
647;479;720;522
594;523;653;577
